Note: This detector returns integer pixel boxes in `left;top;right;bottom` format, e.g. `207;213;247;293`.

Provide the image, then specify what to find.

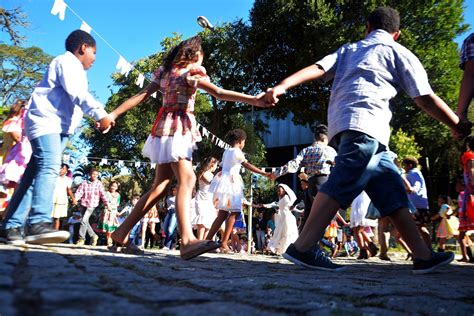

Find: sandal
180;240;219;260
121;243;145;255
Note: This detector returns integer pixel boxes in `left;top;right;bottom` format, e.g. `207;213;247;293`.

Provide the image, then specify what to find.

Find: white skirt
350;192;378;228
192;196;217;229
209;172;244;212
142;134;197;164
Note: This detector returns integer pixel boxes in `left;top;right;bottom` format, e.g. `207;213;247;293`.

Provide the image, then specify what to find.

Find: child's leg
293;192;340;252
196;224;206;240
438;237;446;251
388;207;431;260
221;212;239;250
378;217;390;257
206;210;228;241
458;231;468;261
140;220;147;248
54;218;60;230
112;165;173;244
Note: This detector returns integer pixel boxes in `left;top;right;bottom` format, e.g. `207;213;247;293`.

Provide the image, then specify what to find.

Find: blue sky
2;0;474;104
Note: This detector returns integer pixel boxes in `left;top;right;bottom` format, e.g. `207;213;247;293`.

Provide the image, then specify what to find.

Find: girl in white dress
350;191;379;259
206;129;271;253
193;157;219;240
261;184;299;254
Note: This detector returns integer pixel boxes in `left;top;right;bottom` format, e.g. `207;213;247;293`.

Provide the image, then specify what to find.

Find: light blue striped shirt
316;30;433;146
25;51;107;140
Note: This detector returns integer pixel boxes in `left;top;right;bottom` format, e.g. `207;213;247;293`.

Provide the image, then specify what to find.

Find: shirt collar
365;29;396;44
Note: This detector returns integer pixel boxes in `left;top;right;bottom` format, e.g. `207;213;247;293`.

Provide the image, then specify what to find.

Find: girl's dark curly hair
226;129;247;146
161;36;203;74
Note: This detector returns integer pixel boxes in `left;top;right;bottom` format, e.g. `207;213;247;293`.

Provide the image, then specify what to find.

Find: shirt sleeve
394;49;433;98
460;33;474;70
274;148;305;178
99;184;108;207
56;59;108;121
235;149;247;164
315;47;342;82
74;182;84;201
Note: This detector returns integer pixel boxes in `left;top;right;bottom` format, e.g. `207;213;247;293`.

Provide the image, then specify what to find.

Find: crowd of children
2;6;474;277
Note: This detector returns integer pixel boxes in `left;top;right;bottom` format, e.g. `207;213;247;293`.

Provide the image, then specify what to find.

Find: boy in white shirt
0;30;113;245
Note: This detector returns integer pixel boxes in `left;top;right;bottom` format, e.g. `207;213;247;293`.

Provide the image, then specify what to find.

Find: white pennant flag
151;92;157;98
80;21;92;33
151;163;157;169
272;168;276;173
80;157;88;164
134;161;141;168
100;159;108;166
117;160;124;167
51;0;67;21
116;56;132;76
203;128;210;137
135;73;145;88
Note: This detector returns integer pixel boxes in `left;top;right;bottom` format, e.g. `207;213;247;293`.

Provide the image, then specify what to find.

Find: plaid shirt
275;142;337;178
316;30;433;146
75;179;108;208
149;66;208;141
460;33;474;70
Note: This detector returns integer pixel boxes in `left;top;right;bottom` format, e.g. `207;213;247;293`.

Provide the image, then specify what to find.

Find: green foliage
389;128;422;161
0;44;52;106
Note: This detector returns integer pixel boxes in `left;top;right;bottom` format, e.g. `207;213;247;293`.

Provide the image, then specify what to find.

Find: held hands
96;114;116;134
451;116;472;140
264;85;286;105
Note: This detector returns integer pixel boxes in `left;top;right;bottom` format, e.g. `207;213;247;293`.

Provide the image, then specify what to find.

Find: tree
389;128;422;161
0;44;52;106
0;7;28;45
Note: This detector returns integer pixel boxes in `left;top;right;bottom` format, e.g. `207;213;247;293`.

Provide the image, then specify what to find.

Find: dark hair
402;156;418;168
65;30;96;53
226;129;247;146
6;99;27;120
61;163;69;170
367;7;400;33
161;36;203;74
109;180;120;189
197;156;218;179
89;167;99;174
465;135;474;151
313;124;328;141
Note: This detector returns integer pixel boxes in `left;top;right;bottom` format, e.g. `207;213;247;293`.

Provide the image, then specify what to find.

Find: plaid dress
460;33;474;70
142;65;208;164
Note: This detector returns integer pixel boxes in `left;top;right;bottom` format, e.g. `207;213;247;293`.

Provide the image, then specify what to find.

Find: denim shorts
320;130;409;217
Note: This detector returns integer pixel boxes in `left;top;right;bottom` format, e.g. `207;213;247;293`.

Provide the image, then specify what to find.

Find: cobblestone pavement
0;244;473;315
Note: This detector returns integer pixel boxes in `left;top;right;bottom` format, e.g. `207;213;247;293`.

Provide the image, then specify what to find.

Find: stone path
1;244;473;315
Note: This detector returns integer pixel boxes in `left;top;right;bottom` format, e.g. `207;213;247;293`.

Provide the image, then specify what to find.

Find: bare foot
111;230;129;246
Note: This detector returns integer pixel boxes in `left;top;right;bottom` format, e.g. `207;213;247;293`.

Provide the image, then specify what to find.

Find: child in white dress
193;157;219;240
261;184;299;254
206;129;271;253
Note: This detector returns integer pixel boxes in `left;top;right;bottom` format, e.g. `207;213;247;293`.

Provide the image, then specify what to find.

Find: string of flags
50;0;232;151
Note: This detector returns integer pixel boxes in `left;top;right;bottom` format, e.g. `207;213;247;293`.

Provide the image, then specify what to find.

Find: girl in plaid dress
108;36;269;259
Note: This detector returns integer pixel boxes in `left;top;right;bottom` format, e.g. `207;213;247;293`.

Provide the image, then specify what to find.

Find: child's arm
109;83;160;121
265;64;326;104
195;80;268;108
414;94;470;139
242;161;271;178
67;186;77;206
457;58;474;120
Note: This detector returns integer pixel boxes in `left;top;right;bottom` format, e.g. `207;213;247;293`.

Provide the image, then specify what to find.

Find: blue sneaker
283;243;346;271
0;227;25;245
412;251;454;275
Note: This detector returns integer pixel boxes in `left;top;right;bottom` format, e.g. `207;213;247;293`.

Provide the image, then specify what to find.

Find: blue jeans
3;134;69;229
320;131;408;216
163;209;177;248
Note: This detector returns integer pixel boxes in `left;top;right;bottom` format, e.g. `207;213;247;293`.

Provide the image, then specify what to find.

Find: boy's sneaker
91;235;99;247
412;251;454;275
75;239;85;246
0;227;25;245
24;222;70;244
283;243;346;271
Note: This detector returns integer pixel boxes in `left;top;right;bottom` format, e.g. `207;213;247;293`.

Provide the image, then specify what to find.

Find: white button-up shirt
25;51;107;140
316;29;433;146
